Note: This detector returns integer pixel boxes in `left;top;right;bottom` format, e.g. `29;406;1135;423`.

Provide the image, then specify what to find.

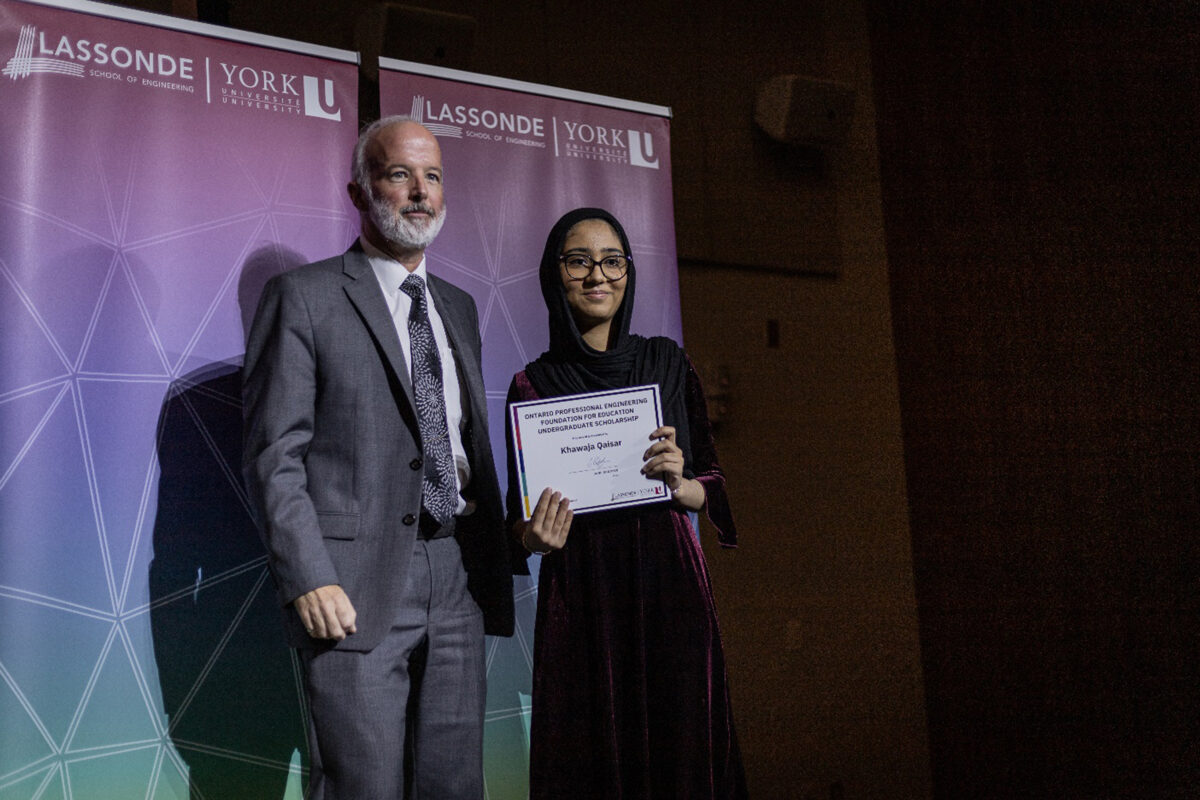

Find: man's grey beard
369;193;446;250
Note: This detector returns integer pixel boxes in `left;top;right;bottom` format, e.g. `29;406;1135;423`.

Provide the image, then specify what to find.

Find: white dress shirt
362;236;471;514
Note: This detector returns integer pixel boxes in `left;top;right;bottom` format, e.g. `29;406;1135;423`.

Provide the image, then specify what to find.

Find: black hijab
525;208;695;476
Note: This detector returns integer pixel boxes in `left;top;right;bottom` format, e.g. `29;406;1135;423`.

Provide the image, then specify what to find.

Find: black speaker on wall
755;74;856;148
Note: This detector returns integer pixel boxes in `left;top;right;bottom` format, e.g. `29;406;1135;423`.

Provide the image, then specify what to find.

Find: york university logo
3;25;84;79
302;75;340;120
217;62;341;121
628;129;659;169
558;121;661;170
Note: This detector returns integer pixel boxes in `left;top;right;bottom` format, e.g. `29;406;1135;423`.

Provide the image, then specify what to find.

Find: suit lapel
340;247;417;410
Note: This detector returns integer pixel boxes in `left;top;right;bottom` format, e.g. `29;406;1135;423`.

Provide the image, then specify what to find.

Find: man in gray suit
243;116;514;798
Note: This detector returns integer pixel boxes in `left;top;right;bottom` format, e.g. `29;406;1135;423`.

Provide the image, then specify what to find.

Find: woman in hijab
505;208;746;799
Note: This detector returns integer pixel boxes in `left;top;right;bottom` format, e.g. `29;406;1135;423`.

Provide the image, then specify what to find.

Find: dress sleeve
684;357;738;547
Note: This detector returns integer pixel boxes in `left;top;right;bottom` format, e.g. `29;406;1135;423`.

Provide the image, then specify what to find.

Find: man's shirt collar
360;235;427;294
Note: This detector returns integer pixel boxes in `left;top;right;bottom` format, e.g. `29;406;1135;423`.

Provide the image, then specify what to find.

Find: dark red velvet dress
507;362;747;799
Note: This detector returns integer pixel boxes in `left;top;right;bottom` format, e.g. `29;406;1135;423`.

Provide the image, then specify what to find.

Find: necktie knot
400;273;425;301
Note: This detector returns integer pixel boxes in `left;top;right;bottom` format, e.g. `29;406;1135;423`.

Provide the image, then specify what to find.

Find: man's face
357;121;446;251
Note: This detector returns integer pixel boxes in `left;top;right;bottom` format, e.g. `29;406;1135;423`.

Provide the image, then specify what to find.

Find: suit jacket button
403;513;417;526
410;458;422;470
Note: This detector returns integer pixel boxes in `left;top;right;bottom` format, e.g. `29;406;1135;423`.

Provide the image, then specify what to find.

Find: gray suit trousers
300;536;486;799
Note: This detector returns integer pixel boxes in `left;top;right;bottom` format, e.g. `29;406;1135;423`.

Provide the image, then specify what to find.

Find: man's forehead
368;123;441;166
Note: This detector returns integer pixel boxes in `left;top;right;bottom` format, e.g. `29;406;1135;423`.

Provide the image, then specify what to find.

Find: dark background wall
869;3;1199;798
117;0;1198;796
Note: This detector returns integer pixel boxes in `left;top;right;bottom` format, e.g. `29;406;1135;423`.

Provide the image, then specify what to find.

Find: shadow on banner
149;245;308;797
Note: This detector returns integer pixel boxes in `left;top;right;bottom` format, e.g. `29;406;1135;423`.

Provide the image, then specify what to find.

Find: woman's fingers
527;488;573;551
547;505;573;546
530;486;556;523
644;426;679;460
643;426;684;490
540;491;572;546
642;442;684;473
648;425;676;445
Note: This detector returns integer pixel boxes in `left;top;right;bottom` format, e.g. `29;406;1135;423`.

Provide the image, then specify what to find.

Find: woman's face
559;219;628;338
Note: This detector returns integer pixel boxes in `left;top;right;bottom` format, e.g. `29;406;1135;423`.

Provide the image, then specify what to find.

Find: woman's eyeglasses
559;254;631;280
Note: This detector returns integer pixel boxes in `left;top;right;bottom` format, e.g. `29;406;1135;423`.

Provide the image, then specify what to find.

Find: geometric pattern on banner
0;595;113;758
479;580;539;793
150;757;190;800
0;672;54;781
0;217;123;385
64;746;159;800
77;254;174;378
380;61;679;800
69;630;163;751
488;273;550;381
0;387;112;608
0;1;358;797
0;240;103;397
0;771;64;800
0;384;60;515
75;379;169;595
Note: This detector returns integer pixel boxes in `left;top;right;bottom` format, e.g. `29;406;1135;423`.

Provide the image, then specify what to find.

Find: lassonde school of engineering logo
405;93;661;170
3;23;341;122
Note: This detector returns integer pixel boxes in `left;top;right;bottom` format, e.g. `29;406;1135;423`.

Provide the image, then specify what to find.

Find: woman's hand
514;487;573;554
643;426;705;511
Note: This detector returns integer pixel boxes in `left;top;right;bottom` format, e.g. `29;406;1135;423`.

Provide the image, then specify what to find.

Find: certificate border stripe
513;415;532;519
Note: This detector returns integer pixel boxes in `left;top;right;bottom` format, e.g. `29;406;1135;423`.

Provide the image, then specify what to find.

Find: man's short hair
351;115;422;193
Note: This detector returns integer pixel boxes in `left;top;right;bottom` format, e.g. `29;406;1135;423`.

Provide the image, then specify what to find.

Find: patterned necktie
400;274;458;525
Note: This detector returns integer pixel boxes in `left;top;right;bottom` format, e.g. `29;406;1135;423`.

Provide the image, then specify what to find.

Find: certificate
509;385;670;520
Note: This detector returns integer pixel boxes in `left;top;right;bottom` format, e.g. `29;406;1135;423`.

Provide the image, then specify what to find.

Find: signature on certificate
586;455;611;469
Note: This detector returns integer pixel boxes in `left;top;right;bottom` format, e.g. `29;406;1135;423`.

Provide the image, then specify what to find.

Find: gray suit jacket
242;244;514;651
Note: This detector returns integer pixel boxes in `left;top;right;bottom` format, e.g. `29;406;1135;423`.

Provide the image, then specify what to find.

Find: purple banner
379;59;679;798
0;0;357;796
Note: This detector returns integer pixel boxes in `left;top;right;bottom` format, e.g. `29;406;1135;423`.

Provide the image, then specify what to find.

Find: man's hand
294;584;357;641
